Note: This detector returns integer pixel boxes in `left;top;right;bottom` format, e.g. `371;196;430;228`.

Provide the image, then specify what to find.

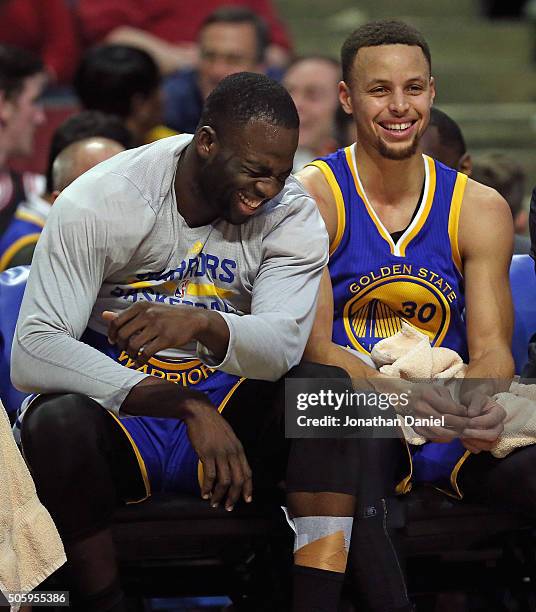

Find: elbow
10;339;36;392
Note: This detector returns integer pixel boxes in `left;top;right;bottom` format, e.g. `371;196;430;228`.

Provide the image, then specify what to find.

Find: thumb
102;310;118;322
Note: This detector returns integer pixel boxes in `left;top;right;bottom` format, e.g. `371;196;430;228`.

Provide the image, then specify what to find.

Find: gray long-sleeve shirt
11;135;328;414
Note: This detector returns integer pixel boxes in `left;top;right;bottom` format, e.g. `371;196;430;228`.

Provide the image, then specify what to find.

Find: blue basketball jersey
310;145;468;361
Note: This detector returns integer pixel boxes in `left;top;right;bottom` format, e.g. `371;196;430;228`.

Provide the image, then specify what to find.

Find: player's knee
21;393;102;456
289;362;350;380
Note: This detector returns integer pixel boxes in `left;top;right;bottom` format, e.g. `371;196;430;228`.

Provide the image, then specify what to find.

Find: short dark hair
46;111;132;192
199;72;299;135
341;20;431;83
200;6;269;64
0;45;44;100
428;107;466;160
74;45;160;118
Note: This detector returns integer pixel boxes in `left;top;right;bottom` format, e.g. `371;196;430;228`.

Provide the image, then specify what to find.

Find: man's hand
103;303;211;365
409;384;470;442
460;390;506;453
184;398;253;511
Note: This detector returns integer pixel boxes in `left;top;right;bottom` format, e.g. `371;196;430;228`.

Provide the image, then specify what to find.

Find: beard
378;133;420;160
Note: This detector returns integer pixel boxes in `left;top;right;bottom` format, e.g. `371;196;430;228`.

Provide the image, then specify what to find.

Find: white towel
370;322;536;458
0;401;66;611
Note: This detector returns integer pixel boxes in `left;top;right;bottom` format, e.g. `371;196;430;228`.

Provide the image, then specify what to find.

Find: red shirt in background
77;0;291;50
0;0;80;84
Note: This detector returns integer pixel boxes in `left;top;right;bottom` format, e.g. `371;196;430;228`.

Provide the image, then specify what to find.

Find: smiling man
12;72;331;611
297;19;518;610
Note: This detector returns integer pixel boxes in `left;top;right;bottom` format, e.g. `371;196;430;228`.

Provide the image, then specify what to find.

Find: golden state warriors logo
343;266;456;354
117;351;215;386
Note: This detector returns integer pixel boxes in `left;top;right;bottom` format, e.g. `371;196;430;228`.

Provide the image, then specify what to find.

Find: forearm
106;26;195;74
12;326;146;413
121;376;205;418
304;337;378;379
462;345;515;397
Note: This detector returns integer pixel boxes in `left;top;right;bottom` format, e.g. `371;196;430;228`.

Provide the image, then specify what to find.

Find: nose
254;177;282;201
388;90;410;115
210;58;237;85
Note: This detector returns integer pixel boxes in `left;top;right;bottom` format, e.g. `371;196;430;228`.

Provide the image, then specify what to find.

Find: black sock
71;578;126;612
292;565;345;612
349;498;411;611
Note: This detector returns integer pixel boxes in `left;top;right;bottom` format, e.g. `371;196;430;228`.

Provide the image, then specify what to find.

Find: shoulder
459;178;513;258
295;164;338;243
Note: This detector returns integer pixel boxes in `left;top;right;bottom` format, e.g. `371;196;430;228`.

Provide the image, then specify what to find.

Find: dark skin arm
103;305;251;511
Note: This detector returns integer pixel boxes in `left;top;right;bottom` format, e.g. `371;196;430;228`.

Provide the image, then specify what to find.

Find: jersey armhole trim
306;160;346;257
448;172;468;275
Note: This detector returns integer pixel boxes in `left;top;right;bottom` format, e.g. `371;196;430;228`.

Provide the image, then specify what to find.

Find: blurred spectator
5;110;131;268
283;56;340;171
76;0;291;76
74;45;171;146
0;45;47;272
45;110;132;199
52;137;125;195
0;0;80;85
163;7;267;134
472;152;531;254
421;107;473;175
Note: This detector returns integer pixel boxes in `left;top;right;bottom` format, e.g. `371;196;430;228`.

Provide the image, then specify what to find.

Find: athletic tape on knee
282;509;353;573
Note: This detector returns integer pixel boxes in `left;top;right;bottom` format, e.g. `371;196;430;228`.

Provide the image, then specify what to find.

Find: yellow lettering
166;372;182;384
118;351;130;363
447;291;456;303
187;368;203;385
370;270;381;281
380;266;391;277
136;364;149;373
349;283;360;294
403;264;412;275
434;277;444;289
429;271;438;282
199;364;213;379
359;275;371;286
150;368;166;379
392;264;401;275
418;267;428;278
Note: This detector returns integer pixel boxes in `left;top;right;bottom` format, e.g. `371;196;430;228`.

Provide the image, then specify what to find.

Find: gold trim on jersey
14;210;46;228
0;232;41;272
306;160;346;256
397;156;436;256
197;377;247;489
107;411;151;503
395;438;414;494
345;145;435;258
448;172;467;275
127;279;234;299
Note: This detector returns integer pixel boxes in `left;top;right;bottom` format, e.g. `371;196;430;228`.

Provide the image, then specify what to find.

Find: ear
195;126;218;160
338;81;353;115
429;76;436;106
458;152;472;177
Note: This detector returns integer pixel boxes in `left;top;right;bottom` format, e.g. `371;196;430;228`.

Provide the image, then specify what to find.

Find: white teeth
238;192;262;209
384;122;412;131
